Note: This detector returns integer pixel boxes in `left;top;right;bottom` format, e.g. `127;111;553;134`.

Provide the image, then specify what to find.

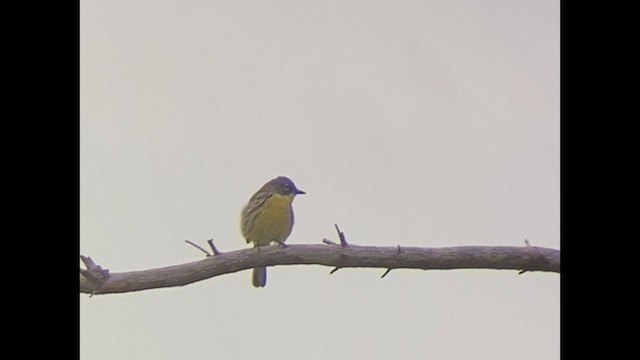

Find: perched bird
240;176;305;287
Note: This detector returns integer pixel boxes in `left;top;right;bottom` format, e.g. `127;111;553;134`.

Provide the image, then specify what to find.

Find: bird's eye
283;185;291;192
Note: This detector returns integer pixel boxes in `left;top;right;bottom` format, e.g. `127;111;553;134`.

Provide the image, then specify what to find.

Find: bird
240;176;305;287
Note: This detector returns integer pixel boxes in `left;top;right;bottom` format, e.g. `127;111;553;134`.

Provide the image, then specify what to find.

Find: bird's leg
273;240;288;248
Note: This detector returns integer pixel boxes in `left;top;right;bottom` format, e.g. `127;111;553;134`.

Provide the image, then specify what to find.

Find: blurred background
80;1;559;359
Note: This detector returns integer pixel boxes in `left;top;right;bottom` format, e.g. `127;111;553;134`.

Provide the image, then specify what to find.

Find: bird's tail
252;267;267;287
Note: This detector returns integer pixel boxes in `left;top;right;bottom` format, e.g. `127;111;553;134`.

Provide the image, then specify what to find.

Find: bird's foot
274;241;287;249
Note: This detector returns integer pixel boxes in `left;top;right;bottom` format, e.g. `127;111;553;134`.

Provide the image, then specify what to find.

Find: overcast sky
80;1;559;359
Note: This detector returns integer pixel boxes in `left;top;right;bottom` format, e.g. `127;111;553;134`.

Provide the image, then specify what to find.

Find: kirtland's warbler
240;176;305;287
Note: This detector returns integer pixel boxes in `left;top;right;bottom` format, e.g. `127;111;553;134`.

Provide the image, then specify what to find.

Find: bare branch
79;255;111;297
322;238;337;245
185;240;211;257
207;239;222;256
335;224;348;247
381;268;393;278
80;244;560;295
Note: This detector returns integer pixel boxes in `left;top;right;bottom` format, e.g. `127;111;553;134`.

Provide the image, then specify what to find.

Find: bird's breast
247;194;295;246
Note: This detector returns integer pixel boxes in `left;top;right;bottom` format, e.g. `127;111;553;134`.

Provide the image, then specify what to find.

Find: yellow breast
245;194;295;247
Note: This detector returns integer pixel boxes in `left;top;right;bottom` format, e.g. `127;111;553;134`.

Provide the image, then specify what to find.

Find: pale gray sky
80;1;559;359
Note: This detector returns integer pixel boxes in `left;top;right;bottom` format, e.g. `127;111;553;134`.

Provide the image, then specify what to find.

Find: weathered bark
80;243;560;295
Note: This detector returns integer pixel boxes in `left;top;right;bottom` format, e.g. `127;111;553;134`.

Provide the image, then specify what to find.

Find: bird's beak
296;189;306;195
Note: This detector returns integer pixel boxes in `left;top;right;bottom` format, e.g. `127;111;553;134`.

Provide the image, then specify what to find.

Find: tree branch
80;243;560;295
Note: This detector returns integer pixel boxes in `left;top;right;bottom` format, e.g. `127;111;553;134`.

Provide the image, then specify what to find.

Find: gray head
262;176;306;196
